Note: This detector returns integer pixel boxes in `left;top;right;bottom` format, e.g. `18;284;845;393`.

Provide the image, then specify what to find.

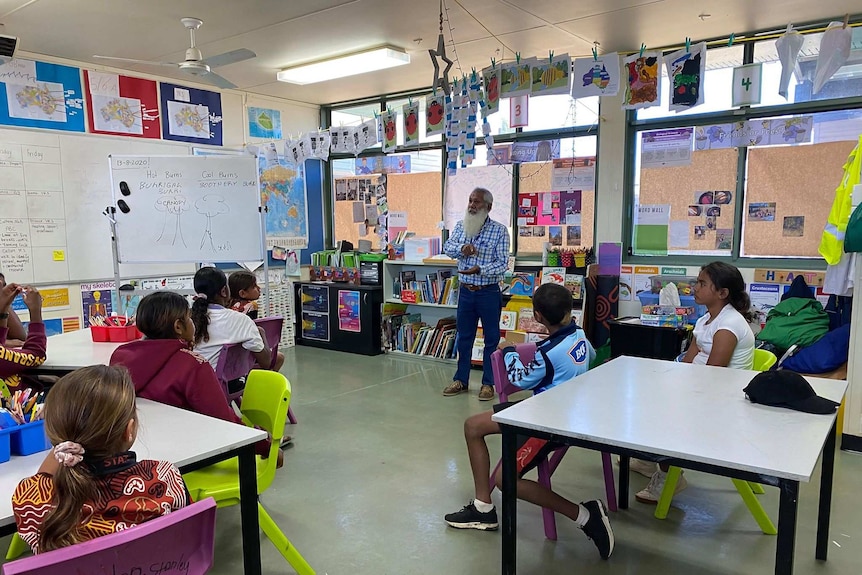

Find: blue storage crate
10;420;51;456
0;428;11;463
637;293;706;325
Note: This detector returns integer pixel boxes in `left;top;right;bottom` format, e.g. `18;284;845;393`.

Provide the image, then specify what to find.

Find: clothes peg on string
685;37;691;53
516;52;521;65
549;50;554;64
640;43;646;57
728;33;735;47
843;14;849;29
592;46;598;61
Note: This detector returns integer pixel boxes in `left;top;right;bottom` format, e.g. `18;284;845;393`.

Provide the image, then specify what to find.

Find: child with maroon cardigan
109;291;281;465
0;282;46;392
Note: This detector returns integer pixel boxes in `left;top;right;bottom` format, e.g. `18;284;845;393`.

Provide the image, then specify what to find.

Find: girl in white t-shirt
190;267;282;372
635;262;756;504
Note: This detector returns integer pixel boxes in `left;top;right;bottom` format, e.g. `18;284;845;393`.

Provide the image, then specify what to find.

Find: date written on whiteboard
112;157;150;169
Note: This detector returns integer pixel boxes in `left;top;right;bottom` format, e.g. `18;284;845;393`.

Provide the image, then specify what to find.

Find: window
518;94;600;131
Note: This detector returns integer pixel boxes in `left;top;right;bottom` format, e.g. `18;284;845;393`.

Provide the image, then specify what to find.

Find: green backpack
756;298;829;351
845;203;862;253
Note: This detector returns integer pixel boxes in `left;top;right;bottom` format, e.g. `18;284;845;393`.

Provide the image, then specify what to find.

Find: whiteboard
109;155;263;263
443;164;514;232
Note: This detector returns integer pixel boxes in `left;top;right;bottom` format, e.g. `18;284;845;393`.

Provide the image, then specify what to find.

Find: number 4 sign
732;63;763;107
510;94;529;128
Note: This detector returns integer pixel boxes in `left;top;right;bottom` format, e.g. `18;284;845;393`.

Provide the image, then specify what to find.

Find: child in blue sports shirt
444;283;614;560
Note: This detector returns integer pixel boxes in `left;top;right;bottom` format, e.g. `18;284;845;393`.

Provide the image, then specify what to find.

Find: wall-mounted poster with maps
159;82;223;145
0;58;85;132
84;70;160;138
258;144;309;248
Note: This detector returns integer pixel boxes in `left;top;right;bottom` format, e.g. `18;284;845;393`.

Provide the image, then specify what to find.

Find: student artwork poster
425;92;445;136
481;64;500;115
571;54;620;98
160;82;223;145
402;101;420;145
531;54;571;96
0;58;85;132
84;70;160;138
622;52;661;110
380;110;398;152
664;43;706;111
337;290;361;332
500;59;533;98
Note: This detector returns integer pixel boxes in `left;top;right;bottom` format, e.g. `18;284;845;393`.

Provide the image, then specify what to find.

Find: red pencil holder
91;325;141;343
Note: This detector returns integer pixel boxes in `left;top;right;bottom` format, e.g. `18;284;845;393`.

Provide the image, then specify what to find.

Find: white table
1;399;267;575
34;329;134;374
492;356;847;575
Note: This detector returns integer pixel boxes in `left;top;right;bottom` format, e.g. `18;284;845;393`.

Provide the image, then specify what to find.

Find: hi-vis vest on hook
820;136;862;265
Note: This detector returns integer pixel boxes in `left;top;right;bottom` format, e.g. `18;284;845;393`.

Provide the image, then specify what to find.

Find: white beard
463;209;489;239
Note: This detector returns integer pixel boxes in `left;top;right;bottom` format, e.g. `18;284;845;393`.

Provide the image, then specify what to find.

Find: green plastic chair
5;533;28;560
654;349;779;535
182;369;315;575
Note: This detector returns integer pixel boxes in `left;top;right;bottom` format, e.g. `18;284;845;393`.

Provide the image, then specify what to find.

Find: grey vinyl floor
3;345;861;574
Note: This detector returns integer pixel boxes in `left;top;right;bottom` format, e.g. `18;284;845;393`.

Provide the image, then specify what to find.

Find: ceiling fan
93;17;255;89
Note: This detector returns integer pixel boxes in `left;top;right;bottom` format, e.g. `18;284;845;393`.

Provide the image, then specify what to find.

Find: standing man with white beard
442;188;510;401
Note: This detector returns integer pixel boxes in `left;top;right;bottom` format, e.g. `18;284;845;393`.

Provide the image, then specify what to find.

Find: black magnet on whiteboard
117;199;130;214
119;181;131;196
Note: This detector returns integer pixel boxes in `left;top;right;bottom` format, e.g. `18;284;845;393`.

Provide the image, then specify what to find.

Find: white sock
575;503;590;528
473;499;494;513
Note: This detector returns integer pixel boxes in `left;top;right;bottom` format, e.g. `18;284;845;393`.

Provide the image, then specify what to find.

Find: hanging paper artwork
356;118;379;152
425;92;445;136
531;54;571;96
402;101;420;145
622;52;661;110
500;59;533;98
0;58;85;132
664;43;706;112
160;82;223;145
84;70;159;138
813;21;852;95
775;24;804;99
380;110;398;152
309;130;331;161
481;64;500;115
571;53;620;98
330;126;355;154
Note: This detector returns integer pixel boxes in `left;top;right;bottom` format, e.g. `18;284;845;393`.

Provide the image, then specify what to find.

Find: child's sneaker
444;502;498;530
581;499;614;559
635;469;688;504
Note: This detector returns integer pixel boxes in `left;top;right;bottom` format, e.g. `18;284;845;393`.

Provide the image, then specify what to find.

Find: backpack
756;298;829;351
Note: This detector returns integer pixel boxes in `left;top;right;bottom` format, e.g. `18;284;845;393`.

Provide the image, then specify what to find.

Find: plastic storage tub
91;325;142;342
10;420;51;456
0;427;11;463
637;293;706;325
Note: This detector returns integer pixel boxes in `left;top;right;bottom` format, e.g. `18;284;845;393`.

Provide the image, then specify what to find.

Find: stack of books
383;311;457;359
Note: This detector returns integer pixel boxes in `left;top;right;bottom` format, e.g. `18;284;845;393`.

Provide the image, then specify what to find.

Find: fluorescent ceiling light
277;47;410;85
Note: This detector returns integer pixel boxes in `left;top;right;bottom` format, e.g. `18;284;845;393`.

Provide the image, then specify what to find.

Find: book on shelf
383;312;457;359
565;274;584;299
502;272;535;297
540;267;566;285
396;268;459;306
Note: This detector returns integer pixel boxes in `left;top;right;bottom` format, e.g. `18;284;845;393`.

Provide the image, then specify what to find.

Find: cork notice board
333;172;441;250
517;161;595;253
744;141;855;257
638;148;738;253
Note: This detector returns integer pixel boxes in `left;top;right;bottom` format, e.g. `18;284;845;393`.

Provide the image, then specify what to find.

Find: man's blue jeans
454;284;502;387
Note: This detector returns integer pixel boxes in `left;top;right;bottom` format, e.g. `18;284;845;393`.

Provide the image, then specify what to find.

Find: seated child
12;365;188;554
0;272;27;345
229;270;260;319
634;261;756;503
109;291;279;461
443;283;614;560
0;283;46;392
190;267;281;371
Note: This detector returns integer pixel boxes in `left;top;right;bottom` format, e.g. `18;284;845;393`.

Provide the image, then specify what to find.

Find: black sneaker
581;499;614;559
444;502;499;531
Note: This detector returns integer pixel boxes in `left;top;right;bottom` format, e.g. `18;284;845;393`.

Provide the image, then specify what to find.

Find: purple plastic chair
213;342;257;407
254;316;296;424
488;344;617;541
1;498;217;575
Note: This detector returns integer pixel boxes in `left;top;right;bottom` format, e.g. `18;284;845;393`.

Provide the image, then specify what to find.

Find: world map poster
159;82;223;146
259;151;308;248
0;58;84;132
84;70;160;138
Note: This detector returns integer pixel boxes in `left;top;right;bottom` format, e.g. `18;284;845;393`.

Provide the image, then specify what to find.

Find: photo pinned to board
566;225;582;245
694;226;706;239
531;53;572;96
481;64;501;115
783;216;805;237
665;42;706;111
748;202;776;222
715;228;733;250
695;191;714;205
622;51;661;110
688;205;703;216
572;53;620;98
425;92;445;136
705;216;716;230
706;205;721;217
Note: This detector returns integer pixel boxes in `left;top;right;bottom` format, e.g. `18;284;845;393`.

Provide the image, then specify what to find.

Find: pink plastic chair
213;342;257;407
255;316;296;424
1;498;217;575
489;344;617;541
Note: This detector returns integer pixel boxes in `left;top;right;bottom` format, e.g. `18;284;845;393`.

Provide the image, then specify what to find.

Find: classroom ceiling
1;0;860;106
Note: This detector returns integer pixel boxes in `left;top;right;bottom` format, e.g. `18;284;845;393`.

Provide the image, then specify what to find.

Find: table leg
775;479;799;575
618;456;629;510
238;445;262;575
501;425;518;575
816;420;837;561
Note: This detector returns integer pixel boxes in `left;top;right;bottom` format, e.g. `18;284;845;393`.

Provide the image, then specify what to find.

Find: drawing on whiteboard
92;94;143;134
155;195;189;247
196;194;229;251
6;82;67;122
167;100;210;138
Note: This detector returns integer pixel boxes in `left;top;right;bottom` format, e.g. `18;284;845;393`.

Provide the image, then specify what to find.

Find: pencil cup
0;428;11;463
10;420;51;456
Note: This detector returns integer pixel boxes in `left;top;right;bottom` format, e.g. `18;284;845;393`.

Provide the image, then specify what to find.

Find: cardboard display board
744;141;856;257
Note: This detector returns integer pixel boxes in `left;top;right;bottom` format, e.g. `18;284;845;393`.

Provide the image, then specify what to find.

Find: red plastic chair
213;342;257;407
255;316;296;424
2;498;217;575
488;344;617;541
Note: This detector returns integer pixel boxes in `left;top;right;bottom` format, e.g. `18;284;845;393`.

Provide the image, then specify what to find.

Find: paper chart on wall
622;52;661;110
551;157;595;191
160;82;223;145
571;54;620;98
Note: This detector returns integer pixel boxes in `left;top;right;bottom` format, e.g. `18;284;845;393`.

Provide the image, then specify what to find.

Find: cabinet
294;282;384;356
